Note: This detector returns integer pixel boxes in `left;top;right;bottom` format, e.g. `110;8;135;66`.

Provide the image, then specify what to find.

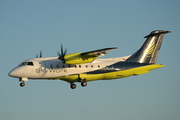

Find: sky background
0;0;180;120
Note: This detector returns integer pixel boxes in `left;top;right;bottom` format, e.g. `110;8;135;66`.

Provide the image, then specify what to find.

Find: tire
20;82;25;87
81;82;87;87
70;84;76;89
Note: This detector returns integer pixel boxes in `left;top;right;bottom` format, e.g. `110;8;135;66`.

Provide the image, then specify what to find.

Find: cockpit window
19;62;27;66
27;62;34;66
18;62;34;66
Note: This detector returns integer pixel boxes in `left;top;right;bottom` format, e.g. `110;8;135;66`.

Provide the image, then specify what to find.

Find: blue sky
0;0;180;120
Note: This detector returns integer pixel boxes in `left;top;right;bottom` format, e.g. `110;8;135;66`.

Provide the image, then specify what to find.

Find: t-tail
126;30;172;64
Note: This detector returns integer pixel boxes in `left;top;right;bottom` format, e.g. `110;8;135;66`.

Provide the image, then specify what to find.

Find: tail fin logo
144;41;155;57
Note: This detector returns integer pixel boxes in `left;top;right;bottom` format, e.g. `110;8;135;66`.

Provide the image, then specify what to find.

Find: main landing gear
70;79;87;89
81;81;87;87
70;83;77;89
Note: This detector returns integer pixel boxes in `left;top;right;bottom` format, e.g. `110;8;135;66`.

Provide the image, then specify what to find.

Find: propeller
36;51;42;58
57;44;67;63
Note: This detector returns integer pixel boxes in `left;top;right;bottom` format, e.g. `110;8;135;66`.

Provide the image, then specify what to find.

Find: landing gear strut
80;79;87;87
78;78;87;87
20;82;25;87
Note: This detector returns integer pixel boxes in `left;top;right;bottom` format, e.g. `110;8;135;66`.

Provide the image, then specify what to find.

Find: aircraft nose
8;70;16;77
8;68;19;77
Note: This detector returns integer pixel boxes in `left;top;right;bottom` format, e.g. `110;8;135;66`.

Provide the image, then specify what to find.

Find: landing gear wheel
81;82;87;87
70;83;76;89
20;82;25;87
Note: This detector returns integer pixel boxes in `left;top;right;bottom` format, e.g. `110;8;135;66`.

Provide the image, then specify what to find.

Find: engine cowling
62;53;98;64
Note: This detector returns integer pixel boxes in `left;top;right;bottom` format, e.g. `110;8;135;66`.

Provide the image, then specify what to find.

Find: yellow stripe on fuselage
104;64;164;80
56;64;164;83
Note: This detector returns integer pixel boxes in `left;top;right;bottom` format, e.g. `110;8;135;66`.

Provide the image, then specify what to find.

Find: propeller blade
57;51;61;57
40;51;42;58
64;48;67;56
61;44;64;56
36;51;42;58
58;44;67;63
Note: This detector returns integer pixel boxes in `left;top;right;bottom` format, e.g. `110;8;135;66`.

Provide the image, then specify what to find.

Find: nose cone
8;67;21;78
8;69;17;77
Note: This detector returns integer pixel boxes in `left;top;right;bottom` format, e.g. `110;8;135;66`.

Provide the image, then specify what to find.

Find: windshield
18;62;34;66
18;62;27;66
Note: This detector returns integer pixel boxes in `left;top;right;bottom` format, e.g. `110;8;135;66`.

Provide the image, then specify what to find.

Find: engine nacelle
63;53;98;64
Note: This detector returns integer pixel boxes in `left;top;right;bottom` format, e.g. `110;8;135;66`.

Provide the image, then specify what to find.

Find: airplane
8;30;172;89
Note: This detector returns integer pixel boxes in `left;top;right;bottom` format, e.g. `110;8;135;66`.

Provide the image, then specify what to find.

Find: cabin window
79;65;81;68
57;65;59;68
75;65;77;68
50;64;53;68
98;65;100;68
91;65;93;68
86;65;88;68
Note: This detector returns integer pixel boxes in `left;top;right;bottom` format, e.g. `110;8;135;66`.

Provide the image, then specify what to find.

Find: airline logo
144;40;155;57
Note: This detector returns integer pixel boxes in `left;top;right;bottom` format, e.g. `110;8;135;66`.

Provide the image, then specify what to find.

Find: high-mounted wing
80;47;118;57
59;47;117;64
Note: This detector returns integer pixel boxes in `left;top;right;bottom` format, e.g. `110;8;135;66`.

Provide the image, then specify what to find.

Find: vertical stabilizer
126;30;172;64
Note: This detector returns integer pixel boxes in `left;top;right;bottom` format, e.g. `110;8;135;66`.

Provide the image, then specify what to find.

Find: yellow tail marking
144;40;156;57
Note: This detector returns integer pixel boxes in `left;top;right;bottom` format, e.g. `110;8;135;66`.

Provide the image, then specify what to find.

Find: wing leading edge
63;47;118;64
81;47;118;57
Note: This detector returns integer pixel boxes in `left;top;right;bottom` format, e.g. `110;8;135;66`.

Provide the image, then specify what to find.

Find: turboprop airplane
8;30;172;89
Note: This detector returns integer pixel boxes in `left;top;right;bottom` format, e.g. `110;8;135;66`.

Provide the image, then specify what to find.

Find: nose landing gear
19;78;28;87
20;82;25;87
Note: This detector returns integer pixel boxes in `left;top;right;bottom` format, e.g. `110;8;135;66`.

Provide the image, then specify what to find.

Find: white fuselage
8;30;170;88
9;56;130;80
